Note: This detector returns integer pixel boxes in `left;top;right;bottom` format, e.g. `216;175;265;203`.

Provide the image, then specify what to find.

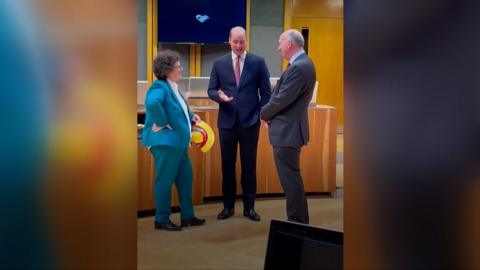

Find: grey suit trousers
273;146;309;224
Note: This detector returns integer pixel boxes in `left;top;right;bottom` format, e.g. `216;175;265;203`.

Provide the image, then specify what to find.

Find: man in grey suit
260;29;316;224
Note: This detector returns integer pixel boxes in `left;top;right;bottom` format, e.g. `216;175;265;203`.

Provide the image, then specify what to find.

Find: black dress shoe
217;208;234;220
181;217;206;227
243;209;261;221
155;220;183;231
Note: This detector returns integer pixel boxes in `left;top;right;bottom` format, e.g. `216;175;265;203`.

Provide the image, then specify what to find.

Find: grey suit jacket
260;53;316;147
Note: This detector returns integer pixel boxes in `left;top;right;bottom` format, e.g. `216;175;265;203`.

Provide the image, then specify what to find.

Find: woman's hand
261;119;269;128
152;123;172;132
192;114;201;123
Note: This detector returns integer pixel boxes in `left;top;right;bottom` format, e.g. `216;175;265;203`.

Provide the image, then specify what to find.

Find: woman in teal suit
142;50;206;231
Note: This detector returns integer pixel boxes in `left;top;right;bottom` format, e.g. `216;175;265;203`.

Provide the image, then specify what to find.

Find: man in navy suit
208;26;271;221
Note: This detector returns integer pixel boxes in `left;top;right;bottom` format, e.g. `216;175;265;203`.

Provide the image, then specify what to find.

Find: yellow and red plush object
191;120;215;153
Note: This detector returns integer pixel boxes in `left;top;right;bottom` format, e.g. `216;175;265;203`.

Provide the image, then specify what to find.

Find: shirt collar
231;50;247;61
289;49;305;65
166;79;178;91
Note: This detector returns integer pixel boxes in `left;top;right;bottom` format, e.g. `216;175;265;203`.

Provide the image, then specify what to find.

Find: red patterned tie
234;55;241;87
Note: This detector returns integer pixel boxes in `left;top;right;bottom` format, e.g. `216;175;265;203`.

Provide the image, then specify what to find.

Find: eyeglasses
173;63;183;69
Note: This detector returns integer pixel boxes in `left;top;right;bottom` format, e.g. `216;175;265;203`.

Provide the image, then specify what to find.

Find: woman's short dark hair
153;50;180;80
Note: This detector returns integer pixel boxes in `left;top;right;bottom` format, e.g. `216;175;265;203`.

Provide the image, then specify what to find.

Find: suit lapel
162;81;183;110
275;52;306;94
273;69;287;95
225;55;237;89
238;53;249;89
273;53;307;96
166;82;193;123
178;90;192;120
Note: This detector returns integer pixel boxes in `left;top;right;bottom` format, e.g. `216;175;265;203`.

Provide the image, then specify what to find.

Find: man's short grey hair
284;29;304;47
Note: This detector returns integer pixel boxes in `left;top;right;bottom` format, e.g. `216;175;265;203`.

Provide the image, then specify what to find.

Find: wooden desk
190;103;337;197
137;101;337;211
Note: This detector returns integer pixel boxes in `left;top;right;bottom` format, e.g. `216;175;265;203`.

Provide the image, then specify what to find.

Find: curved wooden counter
137;101;337;211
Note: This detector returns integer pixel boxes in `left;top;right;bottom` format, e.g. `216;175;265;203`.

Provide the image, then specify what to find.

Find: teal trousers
150;145;194;223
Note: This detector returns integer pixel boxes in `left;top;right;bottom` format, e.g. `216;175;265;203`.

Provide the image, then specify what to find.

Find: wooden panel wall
287;0;344;124
292;0;343;18
293;17;344;124
187;100;337;198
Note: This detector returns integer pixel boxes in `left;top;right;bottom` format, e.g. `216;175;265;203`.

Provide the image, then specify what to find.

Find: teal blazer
142;80;194;149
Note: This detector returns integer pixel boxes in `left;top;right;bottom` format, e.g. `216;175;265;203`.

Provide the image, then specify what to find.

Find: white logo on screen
195;14;210;23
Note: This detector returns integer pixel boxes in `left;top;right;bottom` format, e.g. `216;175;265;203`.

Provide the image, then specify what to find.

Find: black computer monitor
264;219;343;270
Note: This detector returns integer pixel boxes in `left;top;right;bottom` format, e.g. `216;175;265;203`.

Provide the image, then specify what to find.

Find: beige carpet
336;134;344;188
138;197;343;270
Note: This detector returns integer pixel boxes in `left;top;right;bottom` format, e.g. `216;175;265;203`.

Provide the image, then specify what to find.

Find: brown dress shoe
181;217;206;227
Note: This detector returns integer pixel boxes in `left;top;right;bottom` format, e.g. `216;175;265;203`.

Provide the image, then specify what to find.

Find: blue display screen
158;0;246;44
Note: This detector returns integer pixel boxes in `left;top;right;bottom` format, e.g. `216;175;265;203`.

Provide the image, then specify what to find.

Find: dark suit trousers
273;146;309;224
219;120;260;211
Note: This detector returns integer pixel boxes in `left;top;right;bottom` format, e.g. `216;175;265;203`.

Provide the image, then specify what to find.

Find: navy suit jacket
208;52;271;129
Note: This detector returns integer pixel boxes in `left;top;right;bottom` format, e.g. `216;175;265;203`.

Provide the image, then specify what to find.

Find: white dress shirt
167;79;191;137
231;50;247;76
289;49;305;65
